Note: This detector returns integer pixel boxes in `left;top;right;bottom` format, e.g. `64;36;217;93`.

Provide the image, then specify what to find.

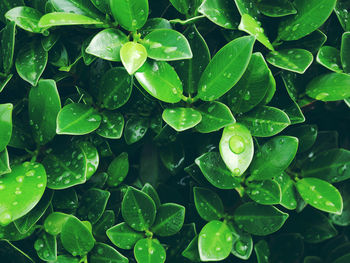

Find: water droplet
0;212;12;225
16;176;24;183
315;92;329;100
229;135;245;154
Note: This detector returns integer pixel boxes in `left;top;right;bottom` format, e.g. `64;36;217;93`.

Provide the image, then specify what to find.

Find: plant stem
170;15;205;25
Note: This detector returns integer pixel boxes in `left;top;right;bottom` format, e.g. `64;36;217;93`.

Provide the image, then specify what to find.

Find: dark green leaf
257;0;296;17
162;107;202;132
124;116;149;145
0;103;13;152
151;203;185;236
254;240;270;263
96;111;124;139
193;187;224;221
34;232;57;261
341;32;350;73
316;46;342;73
246;180;281;205
1;21;16;73
275;172;298;210
0;148;11;176
50;0;105;20
90;243;128;263
107;222;144;250
107;152;129;187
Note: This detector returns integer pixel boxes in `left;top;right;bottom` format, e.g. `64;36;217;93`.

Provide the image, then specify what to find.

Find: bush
0;0;350;262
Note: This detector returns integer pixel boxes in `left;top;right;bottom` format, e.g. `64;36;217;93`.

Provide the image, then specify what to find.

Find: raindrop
229;135;245;154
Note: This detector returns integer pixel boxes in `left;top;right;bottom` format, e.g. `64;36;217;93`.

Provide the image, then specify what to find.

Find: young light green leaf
162;107;202;132
277;0;337;41
15;41;48;86
107;222;144;250
90;243;128;263
135;61;183;103
341;32;350;73
141;183;161;209
316;46;343;73
77;188;110;224
110;0;149;31
86;29;128;61
301;148;350;183
43;145;87;189
34;232;57;261
249;136;298;181
120;42;147;74
151;203;185;236
275;172;298;210
219;123;254;176
233;202;289;236
44;212;72;236
296;178;343;215
246;180;281;205
56;103;101;135
267;49;313;74
198;220;233;261
29;79;61;145
0;162;46;226
197;36;255;101
238;106;291;137
38;12;103;28
193;187;224;221
1;21;16;73
142;29;192;61
98;67;132;110
107;152;129;187
195;101;235;133
195;152;241;189
121;187;156;231
134;239;166;263
0;148;11;176
256;0;296;17
306;73;350;101
238;14;274;51
60;216;95;257
0;103;13;152
198;0;240;29
5;6;42;33
96;111;124;139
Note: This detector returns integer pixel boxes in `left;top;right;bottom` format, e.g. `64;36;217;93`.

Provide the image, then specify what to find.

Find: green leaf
0;222;34;241
182;236;201;262
14;190;53;234
1;21;16;73
135;61;183;103
151;203;185;236
98;67;133;110
56;103;101;135
107;152;129;187
49;0;105;21
44;212;72;236
228;223;253;260
29;79;61;145
91;0;110;14
254;240;270;263
316;46;343;73
34;232;57;261
41;32;60;51
141;184;161;209
60;216;95;257
172;24;210;95
277;0;337;41
139;18;172;36
197;36;255;101
162;107;202;132
90;243;128;263
169;0;189;14
195;101;235;133
5;6;42;33
306;73;350;101
0;74;13;94
341;32;350;73
52;188;78;210
124;116;149;145
195;152;241;189
0;103;13;152
15;41;48;86
0;162;46;226
234;0;260;19
159;142;185;174
0;0;24;23
43;144;87;189
96;111;124;139
0;148;11;176
142;29;192;61
233;202;289;236
120;42;147;74
86;29;128;61
93;210;115;240
249;136;299;181
77;141;99;180
256;0;296;17
121;186;156;231
107;222;144;250
219;123;254;176
38;12;103;28
330;183;350;226
246;180;281;205
288;125;318;153
110;0;149;31
238;106;291;137
267;49;313;74
134;238;166;263
238;14;274;51
193;187;224;221
198;0;240;29
77;188;110;224
198;220;233;261
226;52;272;114
296;178;343;215
275;172;298;210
